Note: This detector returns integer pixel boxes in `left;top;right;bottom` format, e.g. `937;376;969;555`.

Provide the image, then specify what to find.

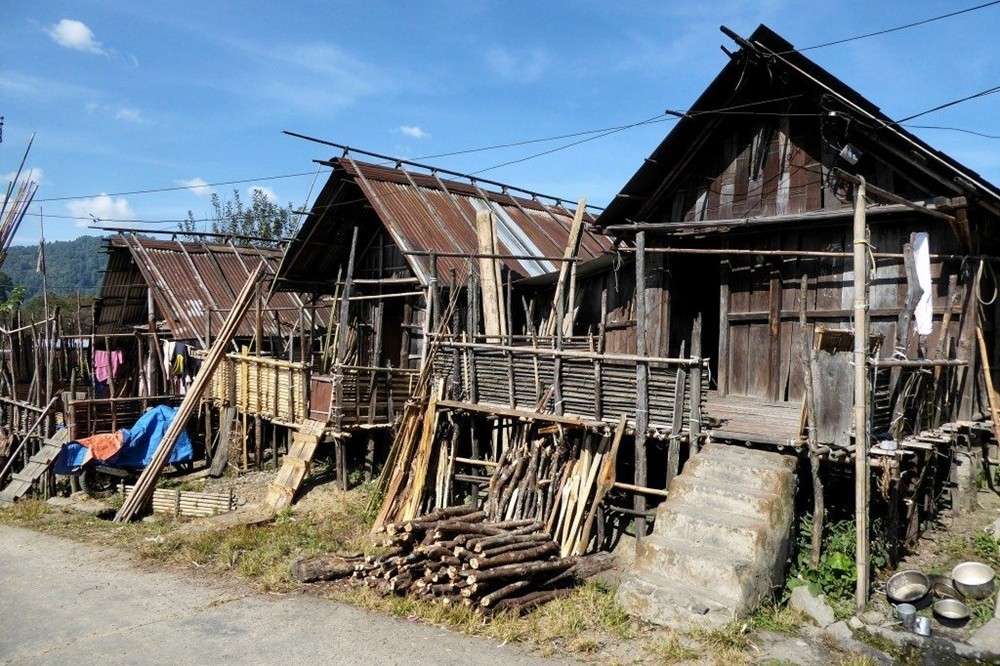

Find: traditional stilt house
573;24;1000;624
274;147;610;489
82;232;330;469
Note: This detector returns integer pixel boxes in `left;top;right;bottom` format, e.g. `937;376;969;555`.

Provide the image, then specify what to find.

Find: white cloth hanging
911;231;933;336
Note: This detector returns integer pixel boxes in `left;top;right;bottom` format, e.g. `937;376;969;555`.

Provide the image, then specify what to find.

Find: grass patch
647;633;699;663
690;621;755;654
748;603;807;635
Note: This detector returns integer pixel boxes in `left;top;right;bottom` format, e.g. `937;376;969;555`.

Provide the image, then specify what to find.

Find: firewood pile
486;415;627;557
373;398;628;555
291;505;614;615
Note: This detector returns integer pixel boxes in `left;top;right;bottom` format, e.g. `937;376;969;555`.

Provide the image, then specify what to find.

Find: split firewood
492;588;575;615
466;558;573;585
469;542;559;570
479;579;532;608
470;532;551;553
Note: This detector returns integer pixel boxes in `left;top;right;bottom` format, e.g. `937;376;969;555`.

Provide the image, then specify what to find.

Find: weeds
748;603;806;635
647;633;698;663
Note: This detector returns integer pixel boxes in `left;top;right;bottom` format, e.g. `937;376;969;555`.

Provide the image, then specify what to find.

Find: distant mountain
1;235;108;301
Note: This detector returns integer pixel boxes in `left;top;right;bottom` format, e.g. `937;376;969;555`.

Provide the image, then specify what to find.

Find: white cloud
66;194;135;227
485;46;550;82
399;125;429;139
1;168;44;185
178;177;213;198
114;107;144;124
47;19;106;56
249;186;278;202
85;103;149;124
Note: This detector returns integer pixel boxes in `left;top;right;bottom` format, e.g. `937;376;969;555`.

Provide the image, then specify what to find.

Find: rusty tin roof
96;234;329;346
278;156;611;291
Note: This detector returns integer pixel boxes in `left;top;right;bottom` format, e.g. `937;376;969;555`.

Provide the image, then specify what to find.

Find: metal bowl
933;598;971;627
886;570;930;605
933;581;965;601
951;561;996;600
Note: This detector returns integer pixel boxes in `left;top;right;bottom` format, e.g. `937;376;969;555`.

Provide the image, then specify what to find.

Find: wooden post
800;275;825;569
634;231;649;539
718;257;731;396
334;225;359;490
852;179;870;611
767;260;783;402
689;312;703;454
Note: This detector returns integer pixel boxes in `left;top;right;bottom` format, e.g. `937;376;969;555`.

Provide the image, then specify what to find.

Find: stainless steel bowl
933;598;971;627
951;562;996;600
886;570;930;605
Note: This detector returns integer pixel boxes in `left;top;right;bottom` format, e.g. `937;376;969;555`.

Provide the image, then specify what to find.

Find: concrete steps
617;443;797;629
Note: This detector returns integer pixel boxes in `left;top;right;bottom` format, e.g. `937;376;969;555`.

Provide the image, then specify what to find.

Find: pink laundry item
93;350;123;382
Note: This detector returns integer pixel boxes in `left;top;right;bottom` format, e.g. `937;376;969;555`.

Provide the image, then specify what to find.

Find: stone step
634;535;753;606
617;570;736;629
682;454;795;493
698;443;798;471
653;502;769;553
667;475;782;519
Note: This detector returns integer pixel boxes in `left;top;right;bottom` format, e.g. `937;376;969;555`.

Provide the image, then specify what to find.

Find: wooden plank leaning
114;262;267;522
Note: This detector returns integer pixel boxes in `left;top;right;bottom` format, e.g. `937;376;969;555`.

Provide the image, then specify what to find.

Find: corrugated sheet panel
278;158;611;290
97;236;330;345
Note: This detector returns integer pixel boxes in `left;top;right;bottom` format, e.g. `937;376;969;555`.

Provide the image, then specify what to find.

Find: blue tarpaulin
53;404;194;475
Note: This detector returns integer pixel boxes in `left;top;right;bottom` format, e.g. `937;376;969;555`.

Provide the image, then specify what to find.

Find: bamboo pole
852;178;870;611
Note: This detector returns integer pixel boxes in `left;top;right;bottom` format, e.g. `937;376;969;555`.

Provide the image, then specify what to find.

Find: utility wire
33;171;319;203
787;0;1000;53
903;124;1000;139
893;83;1000;123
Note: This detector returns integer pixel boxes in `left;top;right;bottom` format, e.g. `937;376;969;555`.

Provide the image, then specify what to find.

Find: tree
181;188;299;248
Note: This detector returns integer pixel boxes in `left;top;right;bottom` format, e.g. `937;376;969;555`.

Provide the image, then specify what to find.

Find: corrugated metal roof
96;234;330;345
278;157;611;291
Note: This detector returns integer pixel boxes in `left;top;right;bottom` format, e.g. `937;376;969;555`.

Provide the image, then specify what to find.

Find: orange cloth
75;431;125;462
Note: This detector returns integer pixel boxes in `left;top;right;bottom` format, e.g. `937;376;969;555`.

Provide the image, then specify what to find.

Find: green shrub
787;514;888;603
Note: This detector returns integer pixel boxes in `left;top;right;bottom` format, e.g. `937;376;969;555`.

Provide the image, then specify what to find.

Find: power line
471;94;805;174
33;171;320;203
471;113;671;174
903;124;1000;139
893;83;1000;123
788;0;1000;53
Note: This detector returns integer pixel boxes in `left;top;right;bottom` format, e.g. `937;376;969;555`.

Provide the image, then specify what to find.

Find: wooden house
273;150;610;482
81;232;332;465
517;24;1000;575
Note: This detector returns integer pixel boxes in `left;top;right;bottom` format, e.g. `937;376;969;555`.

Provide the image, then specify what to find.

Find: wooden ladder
0;429;71;503
265;419;326;510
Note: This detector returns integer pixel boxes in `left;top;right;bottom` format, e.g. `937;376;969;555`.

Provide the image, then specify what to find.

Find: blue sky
3;1;999;244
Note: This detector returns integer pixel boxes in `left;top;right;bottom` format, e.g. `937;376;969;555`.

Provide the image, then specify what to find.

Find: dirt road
0;525;564;666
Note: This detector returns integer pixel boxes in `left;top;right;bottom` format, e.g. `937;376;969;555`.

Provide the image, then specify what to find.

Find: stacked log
294;505;613;615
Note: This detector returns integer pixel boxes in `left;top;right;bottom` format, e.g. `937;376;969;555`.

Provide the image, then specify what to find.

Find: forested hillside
0;235;107;301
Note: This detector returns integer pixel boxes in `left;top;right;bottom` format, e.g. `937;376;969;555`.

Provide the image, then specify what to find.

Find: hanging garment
911;232;933;336
93;350;123;382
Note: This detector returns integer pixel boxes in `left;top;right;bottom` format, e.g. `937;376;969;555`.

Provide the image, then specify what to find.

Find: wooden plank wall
677;117;834;224
723;219;968;409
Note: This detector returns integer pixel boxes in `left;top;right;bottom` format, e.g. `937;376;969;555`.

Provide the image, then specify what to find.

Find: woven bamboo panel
204;353;309;423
